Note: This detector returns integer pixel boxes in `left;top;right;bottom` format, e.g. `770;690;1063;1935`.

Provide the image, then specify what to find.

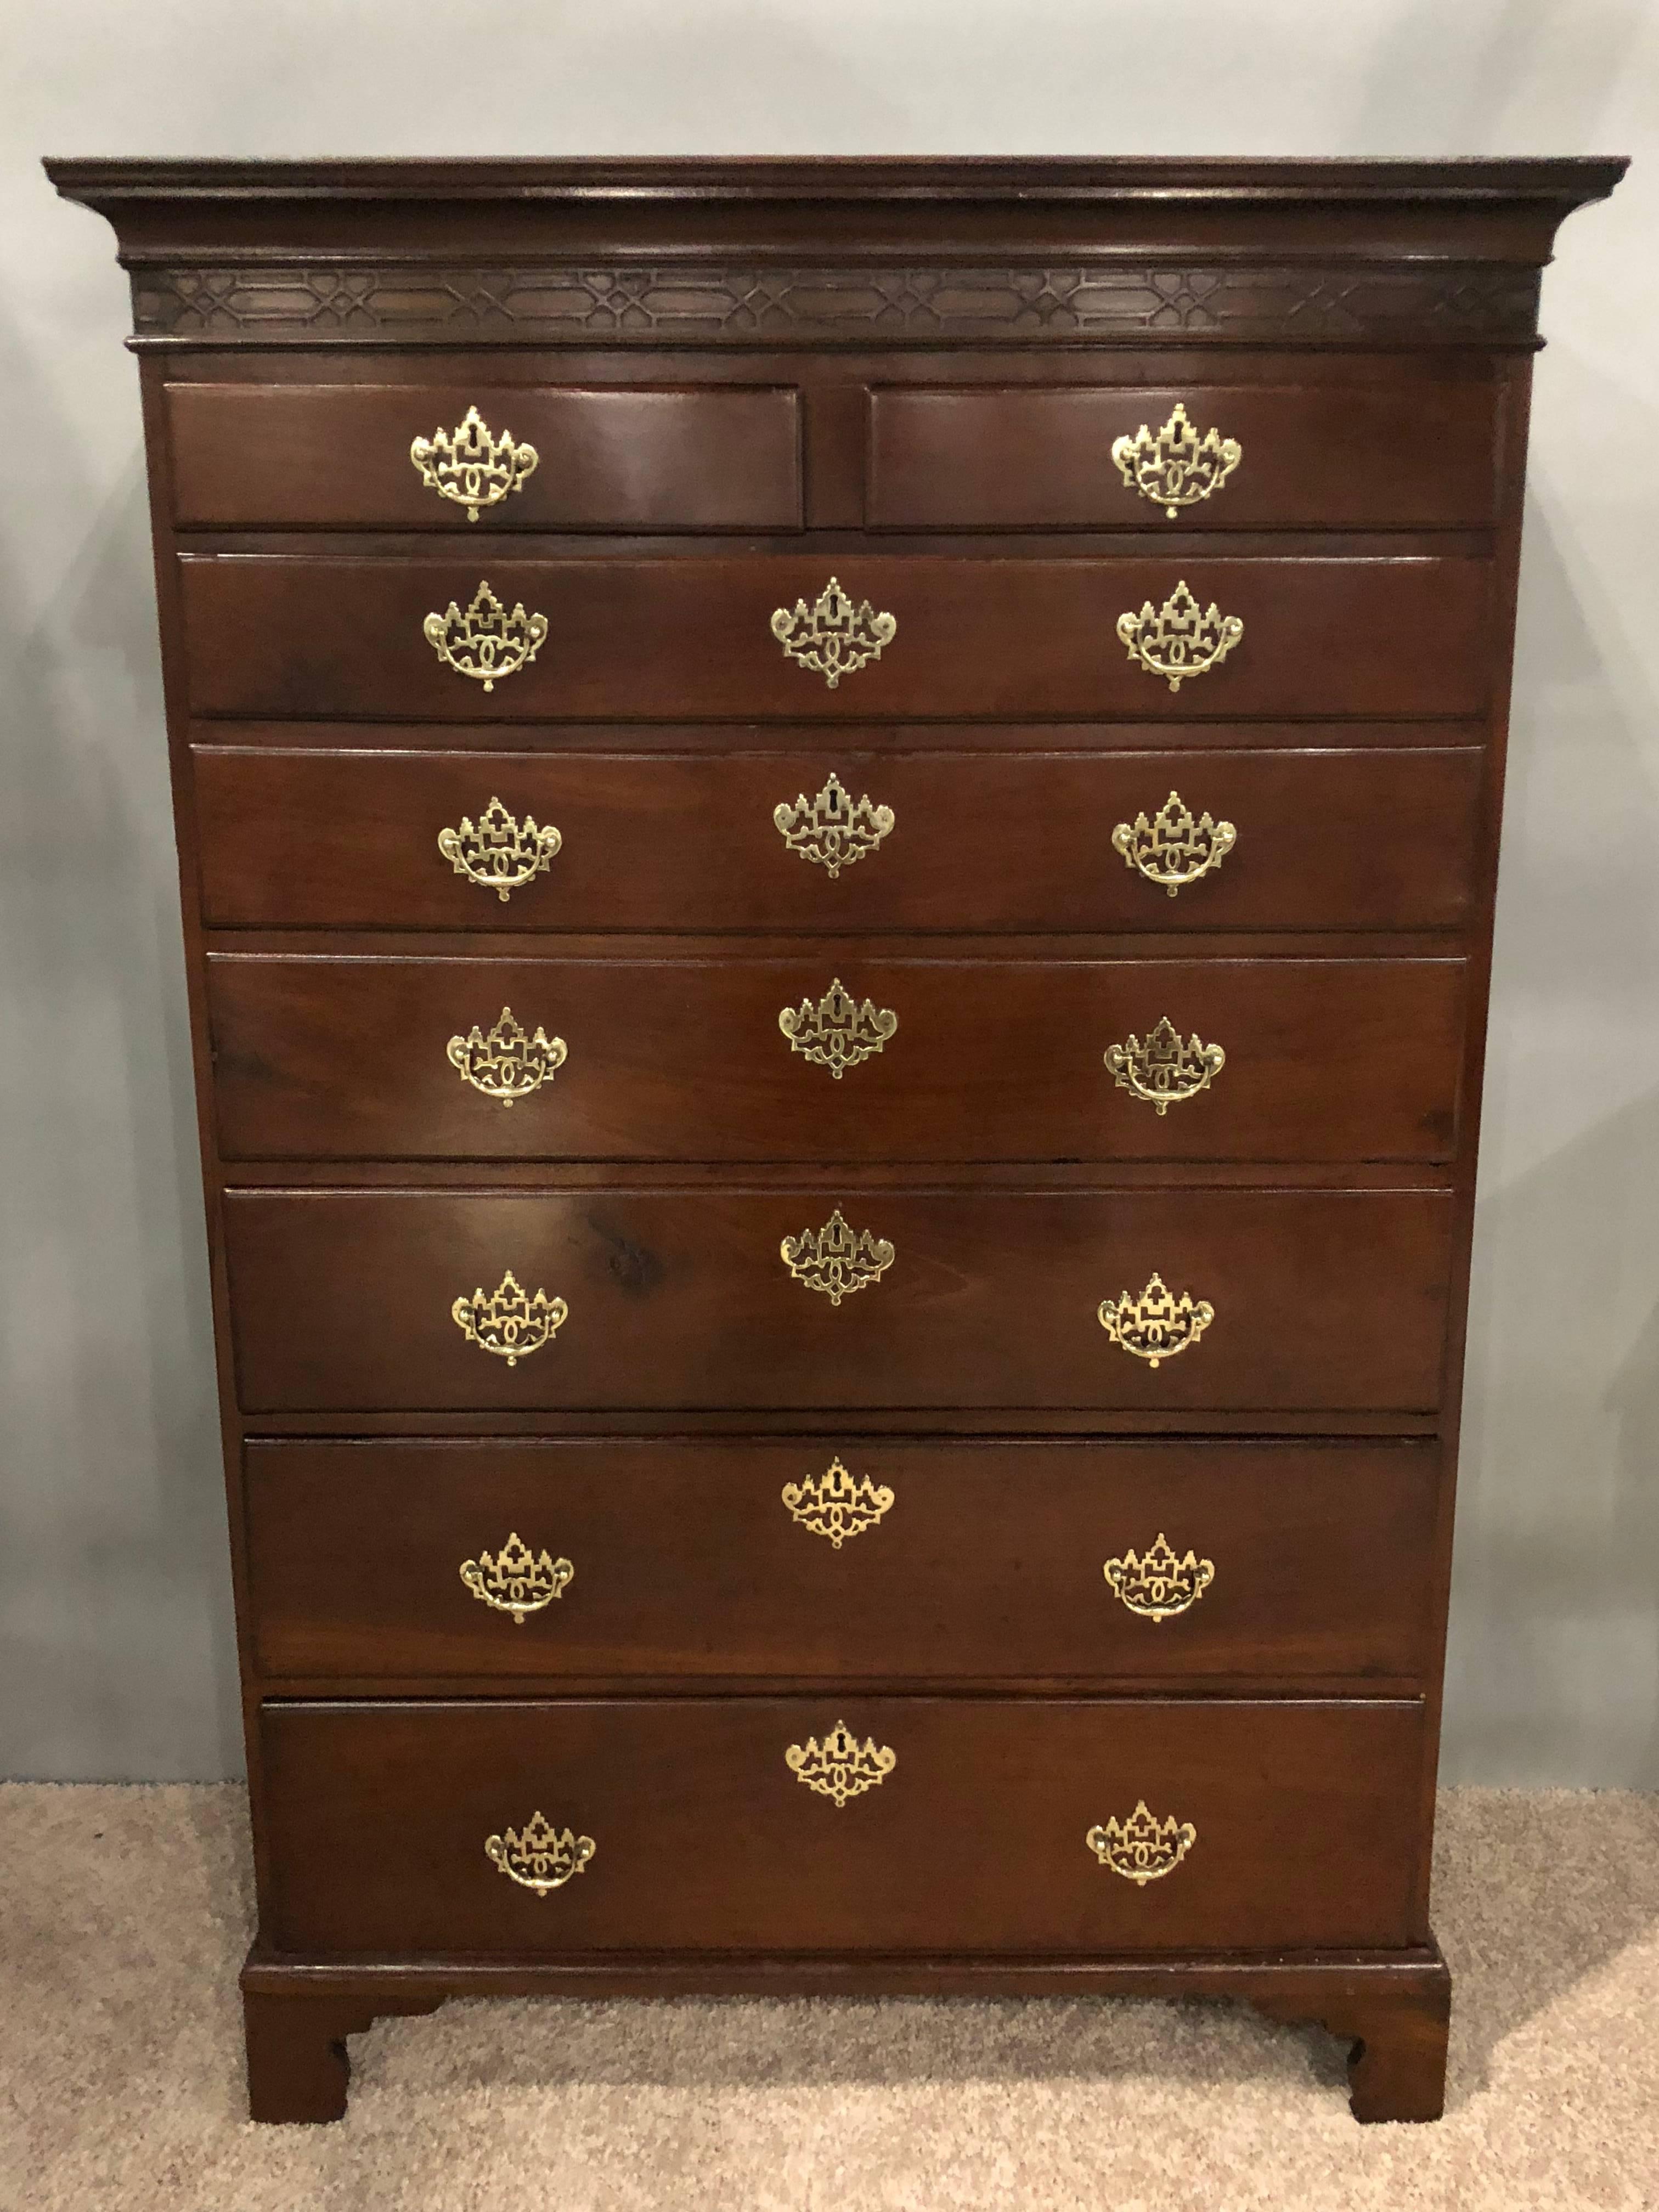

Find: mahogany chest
48;155;1623;2123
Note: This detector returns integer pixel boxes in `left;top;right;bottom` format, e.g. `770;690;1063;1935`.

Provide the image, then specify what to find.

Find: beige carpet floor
1;1785;1655;2210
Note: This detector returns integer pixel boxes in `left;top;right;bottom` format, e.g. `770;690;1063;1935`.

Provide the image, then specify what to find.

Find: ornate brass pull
781;1209;895;1304
484;1810;595;1895
771;576;896;689
1098;1273;1214;1368
460;1533;574;1623
410;405;539;521
779;979;898;1079
1105;1016;1226;1115
1104;1534;1215;1622
1111;403;1241;520
781;1458;895;1547
438;796;562;902
1087;1801;1197;1884
1111;790;1237;898
785;1719;897;1807
452;1269;568;1365
424;579;548;690
448;1006;567;1104
1117;580;1243;692
775;772;895;877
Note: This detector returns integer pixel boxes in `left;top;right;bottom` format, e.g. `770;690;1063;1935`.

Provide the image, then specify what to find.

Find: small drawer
206;951;1466;1166
244;1436;1441;1684
221;1185;1453;1414
191;743;1487;936
178;554;1491;723
259;1695;1427;1954
165;382;804;531
866;381;1500;530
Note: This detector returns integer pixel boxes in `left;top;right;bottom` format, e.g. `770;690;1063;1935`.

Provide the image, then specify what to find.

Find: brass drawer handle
1098;1273;1214;1368
1104;1533;1215;1621
781;1209;895;1304
448;1006;568;1104
775;772;895;876
460;1533;574;1623
1111;403;1241;520
438;795;562;902
410;405;539;521
1111;790;1236;898
1105;1016;1226;1115
1118;580;1243;692
485;1811;595;1895
771;576;896;688
781;1458;895;1546
785;1719;897;1807
780;978;898;1079
452;1269;568;1365
1087;1801;1197;1884
424;579;548;690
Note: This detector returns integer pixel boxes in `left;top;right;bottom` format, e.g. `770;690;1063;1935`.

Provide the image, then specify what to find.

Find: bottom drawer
260;1697;1426;1955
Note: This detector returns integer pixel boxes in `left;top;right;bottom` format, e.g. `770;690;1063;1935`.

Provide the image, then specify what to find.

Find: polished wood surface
179;554;1492;723
53;151;1623;2123
167;382;805;530
866;381;1501;529
244;1436;1440;1684
259;1696;1427;1954
192;742;1487;934
207;951;1466;1164
222;1186;1453;1413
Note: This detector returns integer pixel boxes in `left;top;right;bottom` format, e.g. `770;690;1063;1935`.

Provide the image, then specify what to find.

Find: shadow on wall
0;292;240;1780
1446;478;1659;1790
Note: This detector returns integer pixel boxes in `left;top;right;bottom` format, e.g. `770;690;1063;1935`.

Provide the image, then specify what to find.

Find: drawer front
207;953;1466;1166
222;1187;1453;1413
179;556;1491;722
259;1696;1426;1954
192;746;1487;935
245;1437;1441;1683
166;382;804;530
867;381;1500;529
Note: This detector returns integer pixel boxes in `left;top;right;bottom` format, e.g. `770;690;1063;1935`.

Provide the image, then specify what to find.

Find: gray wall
3;1;1656;1782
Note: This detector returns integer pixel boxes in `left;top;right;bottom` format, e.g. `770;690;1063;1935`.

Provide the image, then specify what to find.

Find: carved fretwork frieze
128;261;1543;345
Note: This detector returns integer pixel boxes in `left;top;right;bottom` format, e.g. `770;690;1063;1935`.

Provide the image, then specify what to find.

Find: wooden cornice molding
45;156;1627;350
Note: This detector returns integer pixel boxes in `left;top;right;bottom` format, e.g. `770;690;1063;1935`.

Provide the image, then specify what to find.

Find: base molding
241;1941;1451;2125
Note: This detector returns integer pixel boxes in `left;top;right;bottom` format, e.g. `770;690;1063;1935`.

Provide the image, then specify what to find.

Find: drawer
191;744;1487;935
222;1186;1453;1413
867;380;1500;529
259;1696;1426;1954
179;555;1491;722
244;1437;1441;1683
207;953;1466;1165
166;382;804;531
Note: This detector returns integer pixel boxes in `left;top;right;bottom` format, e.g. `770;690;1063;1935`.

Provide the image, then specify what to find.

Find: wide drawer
222;1186;1453;1413
179;555;1491;721
866;380;1500;529
259;1696;1426;1954
244;1437;1441;1683
207;953;1466;1165
166;381;805;530
191;744;1487;934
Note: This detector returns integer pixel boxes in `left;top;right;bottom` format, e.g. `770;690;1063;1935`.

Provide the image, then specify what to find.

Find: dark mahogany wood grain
206;951;1466;1165
191;743;1488;935
220;1185;1454;1414
178;555;1492;723
866;381;1500;529
52;152;1627;2128
243;1436;1441;1684
258;1696;1427;1954
167;382;804;531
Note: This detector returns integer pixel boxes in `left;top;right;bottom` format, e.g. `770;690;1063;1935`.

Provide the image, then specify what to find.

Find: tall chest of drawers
51;155;1623;2124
